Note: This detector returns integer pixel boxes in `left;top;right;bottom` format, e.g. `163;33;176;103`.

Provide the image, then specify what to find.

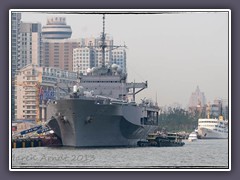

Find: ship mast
100;14;106;67
99;14;127;68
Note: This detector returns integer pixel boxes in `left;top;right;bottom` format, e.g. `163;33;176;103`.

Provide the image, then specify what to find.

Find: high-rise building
11;12;21;75
41;16;79;71
73;36;127;74
188;86;206;108
72;47;95;74
11;12;21;121
210;98;228;119
42;39;80;71
188;86;207;116
94;36;114;67
42;17;72;39
111;47;127;73
14;64;77;122
17;22;42;69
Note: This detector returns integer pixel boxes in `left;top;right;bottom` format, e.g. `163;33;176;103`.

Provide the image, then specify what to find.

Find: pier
12;134;62;148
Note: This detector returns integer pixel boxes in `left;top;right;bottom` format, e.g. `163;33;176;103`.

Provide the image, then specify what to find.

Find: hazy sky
19;10;229;107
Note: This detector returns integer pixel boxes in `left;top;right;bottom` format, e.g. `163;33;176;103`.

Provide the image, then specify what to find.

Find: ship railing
95;95;127;103
94;95;135;106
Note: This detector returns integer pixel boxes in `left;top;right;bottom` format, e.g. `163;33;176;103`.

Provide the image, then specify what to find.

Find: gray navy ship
46;15;160;147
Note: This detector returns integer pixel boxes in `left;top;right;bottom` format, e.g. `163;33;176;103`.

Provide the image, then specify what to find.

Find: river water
11;139;229;169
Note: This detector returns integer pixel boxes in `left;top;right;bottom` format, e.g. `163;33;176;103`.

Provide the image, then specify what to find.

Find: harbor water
12;139;229;169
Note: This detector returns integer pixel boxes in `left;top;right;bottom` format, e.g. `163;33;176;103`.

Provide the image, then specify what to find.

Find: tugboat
137;132;185;147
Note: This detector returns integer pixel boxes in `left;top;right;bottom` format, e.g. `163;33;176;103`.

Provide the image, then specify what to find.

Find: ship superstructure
46;14;160;147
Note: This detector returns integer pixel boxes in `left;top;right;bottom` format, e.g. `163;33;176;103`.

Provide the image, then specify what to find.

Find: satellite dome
92;67;97;73
86;68;92;74
117;66;122;73
111;64;118;70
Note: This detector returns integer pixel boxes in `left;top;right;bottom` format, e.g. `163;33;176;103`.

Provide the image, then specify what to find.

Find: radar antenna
76;64;81;84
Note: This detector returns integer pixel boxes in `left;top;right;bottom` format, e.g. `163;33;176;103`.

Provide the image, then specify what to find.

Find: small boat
137;132;185;147
188;131;198;142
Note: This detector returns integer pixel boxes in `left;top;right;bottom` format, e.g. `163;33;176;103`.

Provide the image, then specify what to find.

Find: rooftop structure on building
42;17;72;39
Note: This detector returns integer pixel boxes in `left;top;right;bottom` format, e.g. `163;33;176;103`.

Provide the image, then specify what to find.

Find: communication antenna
155;92;158;106
77;64;81;85
100;14;106;67
99;14;127;68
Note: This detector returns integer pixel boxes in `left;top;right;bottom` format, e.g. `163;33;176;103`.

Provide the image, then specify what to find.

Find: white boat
197;116;228;139
188;131;198;142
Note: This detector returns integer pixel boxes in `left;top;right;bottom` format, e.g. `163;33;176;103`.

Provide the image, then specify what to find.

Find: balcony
25;89;36;92
23;97;37;100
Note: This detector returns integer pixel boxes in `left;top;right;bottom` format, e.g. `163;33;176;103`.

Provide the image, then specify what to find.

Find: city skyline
17;10;229;107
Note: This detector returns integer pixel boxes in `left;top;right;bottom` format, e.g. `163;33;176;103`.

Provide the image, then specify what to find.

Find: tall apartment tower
73;36;127;74
41;17;79;71
11;12;21;75
11;12;21;121
112;47;127;73
72;47;95;74
18;22;42;69
210;98;228;119
42;39;80;71
94;36;114;67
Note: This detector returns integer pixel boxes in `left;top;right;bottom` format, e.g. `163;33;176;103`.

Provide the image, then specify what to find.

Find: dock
12;134;62;148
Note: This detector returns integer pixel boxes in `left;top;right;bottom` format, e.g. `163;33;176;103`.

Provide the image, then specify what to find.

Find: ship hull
198;127;228;139
47;98;158;147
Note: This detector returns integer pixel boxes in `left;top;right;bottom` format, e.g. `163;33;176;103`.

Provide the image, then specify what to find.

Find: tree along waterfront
158;107;199;133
